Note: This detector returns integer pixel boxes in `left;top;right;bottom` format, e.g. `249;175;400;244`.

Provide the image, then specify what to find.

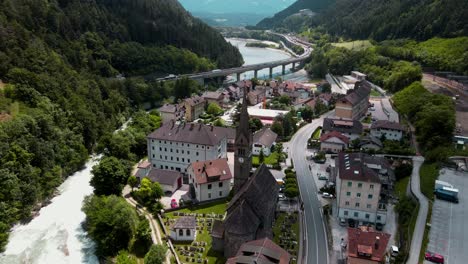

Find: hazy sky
178;0;296;15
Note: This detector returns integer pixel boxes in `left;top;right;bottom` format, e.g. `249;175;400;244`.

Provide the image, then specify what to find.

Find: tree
82;195;139;257
278;95;291;105
271;121;284;138
395;163;413;181
213;118;225;127
144;245;168;264
130;219;152;256
321;83;331;93
127;176;138;192
299;106;314;121
285;187;299;198
134;178;163;205
249;118;263;132
90;156;129;196
206;102;222;115
259;148;265;163
116;250;138;264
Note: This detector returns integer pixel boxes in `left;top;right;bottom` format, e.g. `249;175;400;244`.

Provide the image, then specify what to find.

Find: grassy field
395;176;410;199
370;89;382;96
331;40;373;51
419;163;439;200
252;151;279;166
311;127;322;140
164;200;228;264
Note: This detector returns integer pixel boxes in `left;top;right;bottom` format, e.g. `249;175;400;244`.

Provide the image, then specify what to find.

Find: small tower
233;87;253;194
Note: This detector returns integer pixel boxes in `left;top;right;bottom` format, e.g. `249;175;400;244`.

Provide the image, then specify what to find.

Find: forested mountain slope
314;0;468;40
0;0;241;251
255;0;334;30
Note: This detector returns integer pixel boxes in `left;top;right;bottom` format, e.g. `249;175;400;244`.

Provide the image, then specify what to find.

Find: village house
319;93;333;106
187;158;232;202
359;136;383;151
370;120;405;141
351;71;367;81
320;131;350;153
170;216;197;242
252;127;278;156
247;108;289;126
322;118;363;140
347;226;390;264
184;96;205;121
293;97;315;110
247;87;266;105
139;168;183;194
158;103;183;123
335;81;371;120
202;91;225;107
226;238;290;264
336;152;387;225
147;122;228;174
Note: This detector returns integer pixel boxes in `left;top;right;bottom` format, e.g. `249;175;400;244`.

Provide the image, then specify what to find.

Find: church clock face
238;157;244;163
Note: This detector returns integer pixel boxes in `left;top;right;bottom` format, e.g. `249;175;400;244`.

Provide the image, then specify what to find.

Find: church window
186;229;190;236
179;229;183;236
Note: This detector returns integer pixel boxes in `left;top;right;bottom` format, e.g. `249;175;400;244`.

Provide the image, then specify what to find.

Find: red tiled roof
189;158;232;184
320;131;350;144
347;227;390;262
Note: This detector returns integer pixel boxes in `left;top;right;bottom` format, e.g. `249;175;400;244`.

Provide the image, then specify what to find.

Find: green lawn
419;163;439;200
273;213;299;263
331;40;373;51
395;176;410;200
252;152;279;166
164;200;228;264
311;127;322;140
362;116;372;124
370;89;382;96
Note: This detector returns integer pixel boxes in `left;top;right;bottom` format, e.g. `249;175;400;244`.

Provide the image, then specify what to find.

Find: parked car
369;107;375;111
425;252;444;263
376;223;384;231
170;199;178;209
278;193;287;200
390;245;399;257
348;219;356;228
322;192;333;198
318;173;328;180
339;218;346;226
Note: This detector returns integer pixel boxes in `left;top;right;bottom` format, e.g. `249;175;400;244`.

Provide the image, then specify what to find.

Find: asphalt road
288;112;334;264
407;156;428;264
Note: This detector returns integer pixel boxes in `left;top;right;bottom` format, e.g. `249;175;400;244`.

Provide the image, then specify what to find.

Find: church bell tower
233;87;253;194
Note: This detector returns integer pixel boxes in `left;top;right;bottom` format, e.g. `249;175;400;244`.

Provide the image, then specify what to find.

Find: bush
395;163;413;181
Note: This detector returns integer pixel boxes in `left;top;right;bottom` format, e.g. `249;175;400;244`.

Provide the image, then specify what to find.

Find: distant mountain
314;0;468;41
179;0;296;15
256;0;334;30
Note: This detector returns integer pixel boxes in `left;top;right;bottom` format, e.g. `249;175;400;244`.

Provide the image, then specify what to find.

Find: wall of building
160;112;176;123
371;129;403;141
335;102;353;119
193;179;231;202
148;137;227;173
170;228;196;241
252;143;272;156
337;177;384;223
320;141;346;153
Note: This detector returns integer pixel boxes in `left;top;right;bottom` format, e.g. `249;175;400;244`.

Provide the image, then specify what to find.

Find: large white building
147;122;228;173
336;152;387;225
187;158;232;202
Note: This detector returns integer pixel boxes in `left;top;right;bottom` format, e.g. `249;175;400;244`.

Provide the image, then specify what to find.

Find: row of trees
393;82;457;161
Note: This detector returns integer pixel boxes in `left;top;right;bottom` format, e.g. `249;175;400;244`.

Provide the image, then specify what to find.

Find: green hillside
255;0;334;30
0;0;242;251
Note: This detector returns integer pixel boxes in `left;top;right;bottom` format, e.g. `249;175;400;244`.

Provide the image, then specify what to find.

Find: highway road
288;111;334;264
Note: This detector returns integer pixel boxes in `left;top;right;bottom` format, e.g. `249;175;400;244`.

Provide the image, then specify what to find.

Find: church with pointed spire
233;90;253;193
211;87;280;258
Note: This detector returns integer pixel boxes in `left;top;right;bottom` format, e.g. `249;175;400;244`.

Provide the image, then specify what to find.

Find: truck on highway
434;186;459;203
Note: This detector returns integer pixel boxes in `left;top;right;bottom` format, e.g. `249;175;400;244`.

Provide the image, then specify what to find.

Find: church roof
225;164;279;235
226;238;290;264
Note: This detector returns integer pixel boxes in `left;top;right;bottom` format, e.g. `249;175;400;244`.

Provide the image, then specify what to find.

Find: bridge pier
282;65;286;75
254;70;258;79
236;73;241;82
269;67;273;79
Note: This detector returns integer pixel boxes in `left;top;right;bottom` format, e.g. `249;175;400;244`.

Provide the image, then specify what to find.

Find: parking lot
425;168;468;264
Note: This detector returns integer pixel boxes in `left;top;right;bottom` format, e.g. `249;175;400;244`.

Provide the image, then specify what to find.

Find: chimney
375;236;380;250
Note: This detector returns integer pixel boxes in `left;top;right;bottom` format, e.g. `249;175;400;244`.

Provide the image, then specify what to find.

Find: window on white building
368;194;373;199
219;182;223;188
357;193;361;197
347;182;352;187
345;201;349;206
358;183;363;188
208;184;212;189
354;212;358;217
367;204;371;209
365;214;370;219
344;211;348;216
186;229;190;236
208;193;211;199
377;215;381;220
370;184;374;189
179;229;183;236
346;192;351;196
219;191;222;197
355;202;360;207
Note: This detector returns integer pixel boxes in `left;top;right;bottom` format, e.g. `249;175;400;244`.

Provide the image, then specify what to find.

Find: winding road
288;111;334;264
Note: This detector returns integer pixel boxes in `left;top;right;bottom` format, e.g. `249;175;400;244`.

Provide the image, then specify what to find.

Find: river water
226;38;310;82
0;157;100;264
0;38;310;264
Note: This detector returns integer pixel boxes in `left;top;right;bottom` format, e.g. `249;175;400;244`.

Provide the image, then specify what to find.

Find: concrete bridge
158;32;312;84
